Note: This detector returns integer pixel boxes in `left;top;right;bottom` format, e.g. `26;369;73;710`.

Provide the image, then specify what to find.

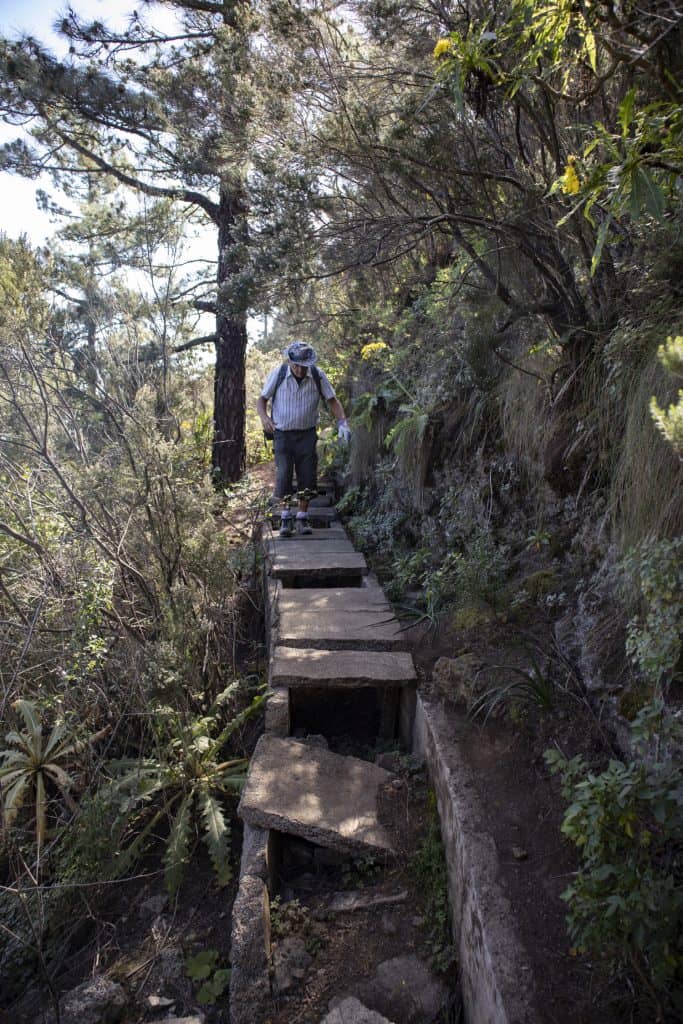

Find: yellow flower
360;341;389;360
561;161;580;195
433;38;453;59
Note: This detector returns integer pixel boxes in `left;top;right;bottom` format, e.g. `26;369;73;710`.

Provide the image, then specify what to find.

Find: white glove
337;419;352;444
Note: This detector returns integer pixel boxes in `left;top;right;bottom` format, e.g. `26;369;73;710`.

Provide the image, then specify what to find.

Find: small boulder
353;954;448;1024
272;935;313;995
39;976;126;1024
432;654;483;707
321;996;395;1023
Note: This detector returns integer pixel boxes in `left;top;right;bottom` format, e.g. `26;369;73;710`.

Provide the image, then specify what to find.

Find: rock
139;893;168;920
146;994;176;1013
321;996;395;1023
272;936;313;995
352;954;448;1024
432;654;483;707
39;976;126;1024
158;1018;205;1024
148;947;194;1006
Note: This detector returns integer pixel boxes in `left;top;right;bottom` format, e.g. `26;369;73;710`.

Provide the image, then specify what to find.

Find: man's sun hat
286;341;317;367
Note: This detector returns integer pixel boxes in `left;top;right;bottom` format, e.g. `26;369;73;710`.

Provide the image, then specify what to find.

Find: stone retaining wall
413;697;540;1024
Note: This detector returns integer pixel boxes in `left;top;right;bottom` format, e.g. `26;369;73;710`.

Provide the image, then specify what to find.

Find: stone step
277;607;405;651
277;583;390;613
271;647;416;688
269;549;367;580
238;735;395;857
267;537;357;555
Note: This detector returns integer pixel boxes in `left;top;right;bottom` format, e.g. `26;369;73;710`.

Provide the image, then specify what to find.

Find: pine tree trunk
212;183;249;484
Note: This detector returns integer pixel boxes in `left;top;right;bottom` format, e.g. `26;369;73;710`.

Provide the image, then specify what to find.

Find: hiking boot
279;515;293;537
296;515;313;535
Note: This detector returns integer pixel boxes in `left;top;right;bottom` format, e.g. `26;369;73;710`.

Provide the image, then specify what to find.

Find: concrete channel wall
413;697;539;1024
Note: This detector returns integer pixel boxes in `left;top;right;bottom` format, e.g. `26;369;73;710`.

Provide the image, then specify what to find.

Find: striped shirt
261;364;336;431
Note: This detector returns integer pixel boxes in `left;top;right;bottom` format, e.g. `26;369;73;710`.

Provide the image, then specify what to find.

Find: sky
0;0;265;343
0;0;179;242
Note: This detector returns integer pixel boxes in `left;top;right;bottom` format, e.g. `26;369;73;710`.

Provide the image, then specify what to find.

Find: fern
197;785;232;887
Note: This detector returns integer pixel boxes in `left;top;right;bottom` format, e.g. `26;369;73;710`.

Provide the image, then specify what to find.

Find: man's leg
293;429;317;535
273;432;295;536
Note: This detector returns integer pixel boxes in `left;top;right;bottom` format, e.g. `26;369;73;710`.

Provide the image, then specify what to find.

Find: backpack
263;363;324;441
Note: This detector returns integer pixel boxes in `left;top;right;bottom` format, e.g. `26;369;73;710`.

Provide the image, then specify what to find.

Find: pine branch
51;128;220;222
172;333;217;353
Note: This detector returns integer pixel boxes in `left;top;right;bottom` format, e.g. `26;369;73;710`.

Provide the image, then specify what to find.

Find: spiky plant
112;691;263;894
0;700;79;850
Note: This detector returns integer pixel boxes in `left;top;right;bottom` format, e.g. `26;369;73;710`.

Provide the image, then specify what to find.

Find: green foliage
622;538;683;692
186;948;231;1006
269;895;310;940
545;703;683;1012
651;336;683;454
423;535;508;617
410;791;455;974
470;656;555;722
0;700;80;850
111;689;264;895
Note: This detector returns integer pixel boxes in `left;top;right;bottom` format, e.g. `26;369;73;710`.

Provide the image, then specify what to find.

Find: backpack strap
269;363;288;401
271;362;324;400
311;364;324;399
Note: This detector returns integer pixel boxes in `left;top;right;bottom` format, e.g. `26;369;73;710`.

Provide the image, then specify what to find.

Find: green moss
522;569;558;599
451;603;496;630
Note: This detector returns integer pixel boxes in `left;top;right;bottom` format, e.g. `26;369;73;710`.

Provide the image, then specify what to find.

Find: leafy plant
470;654;555;722
623;537;683;692
0;700;81;850
111;691;264;894
651;335;683;454
545;702;683;1015
186;948;231;1006
269;895;310;940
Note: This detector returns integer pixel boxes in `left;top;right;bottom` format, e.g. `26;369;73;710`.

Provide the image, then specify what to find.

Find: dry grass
610;350;683;548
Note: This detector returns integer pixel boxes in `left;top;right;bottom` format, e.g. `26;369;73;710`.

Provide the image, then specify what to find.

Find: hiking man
257;341;351;536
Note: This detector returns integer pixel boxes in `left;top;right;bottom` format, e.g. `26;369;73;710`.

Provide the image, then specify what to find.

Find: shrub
622;537;683;693
546;702;683;1015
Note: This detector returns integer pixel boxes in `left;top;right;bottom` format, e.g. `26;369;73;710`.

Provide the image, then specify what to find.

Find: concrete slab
238;735;395;857
277;608;405;651
277;584;390;613
266;536;356;552
270;551;367;579
271;647;416;688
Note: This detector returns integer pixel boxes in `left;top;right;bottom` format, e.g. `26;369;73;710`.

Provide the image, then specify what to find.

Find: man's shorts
273;427;317;499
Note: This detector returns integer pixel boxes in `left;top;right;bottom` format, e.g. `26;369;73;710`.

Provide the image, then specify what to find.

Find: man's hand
337;418;352;444
261;415;275;434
